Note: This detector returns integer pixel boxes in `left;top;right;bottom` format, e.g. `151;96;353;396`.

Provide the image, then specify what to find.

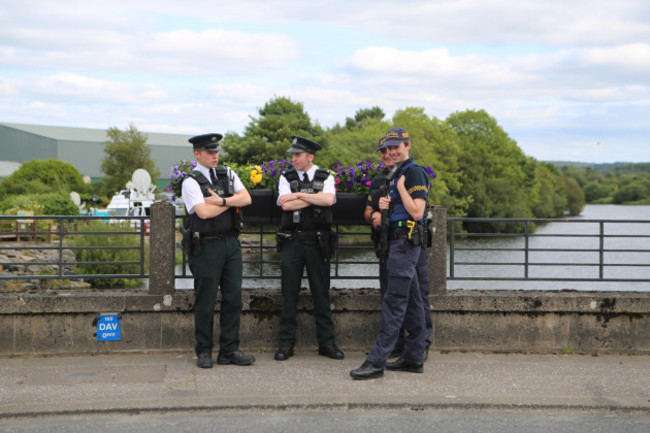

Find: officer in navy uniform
364;135;433;361
351;127;431;380
274;135;344;362
181;133;256;369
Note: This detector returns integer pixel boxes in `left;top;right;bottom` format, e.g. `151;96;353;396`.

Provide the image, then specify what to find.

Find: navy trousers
392;245;432;351
367;238;426;367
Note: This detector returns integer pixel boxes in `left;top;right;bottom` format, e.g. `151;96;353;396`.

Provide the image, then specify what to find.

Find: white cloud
19;73;169;104
0;28;299;75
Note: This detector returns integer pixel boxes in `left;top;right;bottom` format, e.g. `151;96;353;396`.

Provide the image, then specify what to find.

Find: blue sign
97;314;121;341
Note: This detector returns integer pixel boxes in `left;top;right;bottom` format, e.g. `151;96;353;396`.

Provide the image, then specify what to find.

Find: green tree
613;182;647;204
318;115;391;169
222;96;324;164
583;182;612;202
564;176;585;216
344;106;385;129
446;109;533;227
101;123;160;195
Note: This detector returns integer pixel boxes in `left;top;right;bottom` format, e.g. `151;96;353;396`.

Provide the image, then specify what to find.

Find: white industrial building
0;123;193;187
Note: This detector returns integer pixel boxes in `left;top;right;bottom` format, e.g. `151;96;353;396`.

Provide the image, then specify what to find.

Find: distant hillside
547;161;650;172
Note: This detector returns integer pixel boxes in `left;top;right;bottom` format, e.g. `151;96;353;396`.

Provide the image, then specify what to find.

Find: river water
173;205;649;292
448;204;649;292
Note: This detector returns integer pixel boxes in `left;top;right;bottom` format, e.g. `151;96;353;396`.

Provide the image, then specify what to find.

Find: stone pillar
148;201;175;295
428;205;447;294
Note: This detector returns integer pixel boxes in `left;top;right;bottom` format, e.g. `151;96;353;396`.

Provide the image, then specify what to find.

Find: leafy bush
613;183;647;204
0;195;45;215
42;194;80;216
67;221;147;288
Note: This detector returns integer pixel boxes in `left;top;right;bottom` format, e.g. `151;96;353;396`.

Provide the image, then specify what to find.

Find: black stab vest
280;168;333;231
182;166;240;234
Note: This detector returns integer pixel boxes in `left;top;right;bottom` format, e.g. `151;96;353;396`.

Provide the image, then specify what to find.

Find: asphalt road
1;408;649;433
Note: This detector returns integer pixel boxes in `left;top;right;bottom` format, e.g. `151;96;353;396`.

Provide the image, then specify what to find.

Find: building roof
1;122;190;147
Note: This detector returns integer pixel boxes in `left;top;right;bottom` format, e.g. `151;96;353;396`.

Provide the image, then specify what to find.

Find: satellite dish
132;169;152;191
129;169;156;201
70;191;81;206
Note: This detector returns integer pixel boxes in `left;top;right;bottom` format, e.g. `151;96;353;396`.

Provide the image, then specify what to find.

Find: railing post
428;205;447;294
148;201;175;295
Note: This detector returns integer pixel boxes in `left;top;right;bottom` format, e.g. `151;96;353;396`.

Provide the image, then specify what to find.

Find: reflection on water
449;205;650;292
170;205;649;292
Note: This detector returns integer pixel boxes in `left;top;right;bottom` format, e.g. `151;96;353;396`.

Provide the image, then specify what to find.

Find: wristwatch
222;198;226;206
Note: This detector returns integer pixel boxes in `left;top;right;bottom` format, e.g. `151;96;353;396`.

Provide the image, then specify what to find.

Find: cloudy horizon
1;0;649;163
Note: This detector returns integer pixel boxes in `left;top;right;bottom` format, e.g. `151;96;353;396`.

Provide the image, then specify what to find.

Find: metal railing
3;214;650;287
175;220;378;281
448;217;650;282
0;215;148;282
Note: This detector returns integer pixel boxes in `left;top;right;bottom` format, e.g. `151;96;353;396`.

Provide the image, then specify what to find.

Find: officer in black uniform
181;133;256;369
274;135;344;362
364;135;394;295
351;127;431;380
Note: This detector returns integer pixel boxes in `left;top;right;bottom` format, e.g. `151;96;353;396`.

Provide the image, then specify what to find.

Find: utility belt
388;219;433;247
199;232;237;240
181;229;237;257
276;229;338;263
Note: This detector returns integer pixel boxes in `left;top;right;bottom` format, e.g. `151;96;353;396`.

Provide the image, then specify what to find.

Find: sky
1;0;649;163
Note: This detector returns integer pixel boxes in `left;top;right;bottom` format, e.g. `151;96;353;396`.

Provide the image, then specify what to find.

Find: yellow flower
249;169;263;185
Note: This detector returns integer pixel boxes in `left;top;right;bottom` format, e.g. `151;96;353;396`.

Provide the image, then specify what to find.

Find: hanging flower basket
332;192;368;225
241;189;281;224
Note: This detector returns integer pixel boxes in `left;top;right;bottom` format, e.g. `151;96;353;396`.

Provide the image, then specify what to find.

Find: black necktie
302;172;309;182
210;168;218;185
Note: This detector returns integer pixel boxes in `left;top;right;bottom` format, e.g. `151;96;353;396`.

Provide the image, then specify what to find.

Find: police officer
364;135;396;294
274;135;344;362
181;133;255;369
351;127;431;380
364;136;433;361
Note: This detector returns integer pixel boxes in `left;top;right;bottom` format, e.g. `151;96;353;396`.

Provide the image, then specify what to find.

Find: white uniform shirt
277;164;336;205
181;164;245;215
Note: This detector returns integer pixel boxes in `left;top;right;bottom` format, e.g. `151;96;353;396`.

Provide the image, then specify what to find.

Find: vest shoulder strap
283;168;299;182
215;165;227;177
314;168;331;181
185;170;209;185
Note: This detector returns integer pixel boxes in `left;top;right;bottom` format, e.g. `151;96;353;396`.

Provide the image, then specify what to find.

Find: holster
409;224;422;246
317;230;335;263
276;230;293;253
179;223;193;256
425;218;433;248
373;226;389;260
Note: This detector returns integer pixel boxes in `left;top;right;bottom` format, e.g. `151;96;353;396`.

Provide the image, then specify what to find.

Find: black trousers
278;239;336;348
189;236;243;355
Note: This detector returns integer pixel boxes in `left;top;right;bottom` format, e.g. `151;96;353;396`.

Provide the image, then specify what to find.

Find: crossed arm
192;188;252;219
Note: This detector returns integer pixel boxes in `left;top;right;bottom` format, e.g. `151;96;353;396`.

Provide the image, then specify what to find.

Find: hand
278;192;300;205
204;188;223;205
378;196;391;210
371;211;382;226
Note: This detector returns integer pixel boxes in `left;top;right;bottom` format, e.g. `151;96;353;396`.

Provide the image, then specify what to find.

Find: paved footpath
0;351;648;417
